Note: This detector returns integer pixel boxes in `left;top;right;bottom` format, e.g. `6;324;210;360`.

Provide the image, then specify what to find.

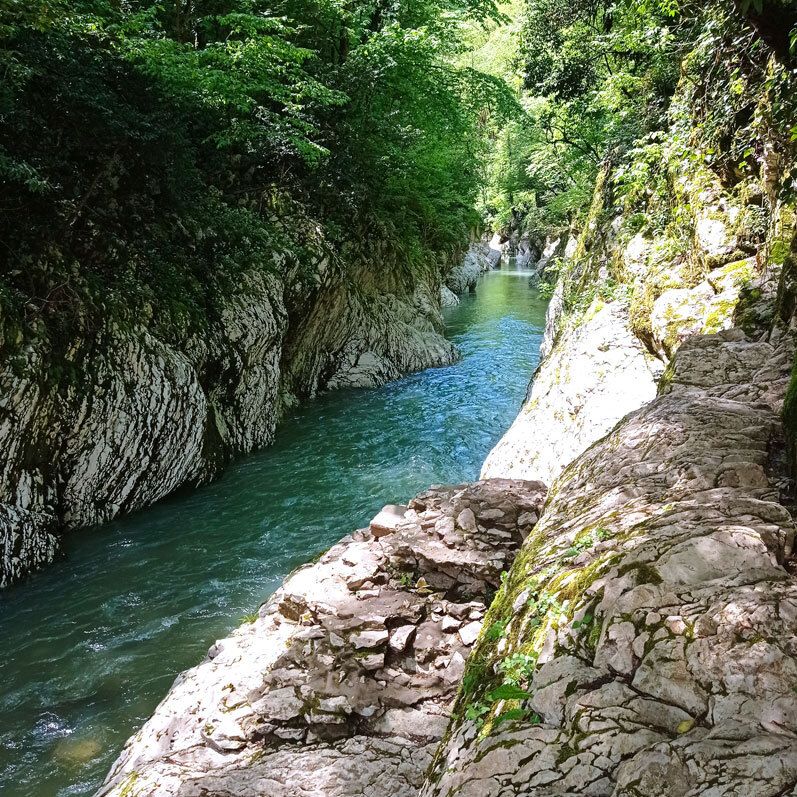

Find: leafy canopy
0;0;514;344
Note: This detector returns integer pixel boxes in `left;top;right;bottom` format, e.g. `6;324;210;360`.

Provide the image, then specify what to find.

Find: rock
447;651;467;682
97;480;546;797
389;625;416;652
441;615;461;632
479;508;504;521
253;686;304;721
649;260;753;358
445;242;493;295
350;629;389;649
695;215;736;263
458;620;482;646
370;505;407;538
517;511;538;527
318;696;351;714
440;285;460;307
421;329;797;797
359;652;385;671
482;301;659;486
456;508;477;532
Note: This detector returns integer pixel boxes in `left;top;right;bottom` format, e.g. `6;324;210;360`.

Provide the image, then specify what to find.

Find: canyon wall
422;39;797;797
0;244;483;588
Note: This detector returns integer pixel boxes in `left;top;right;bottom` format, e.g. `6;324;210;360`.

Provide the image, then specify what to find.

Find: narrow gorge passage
0;267;547;797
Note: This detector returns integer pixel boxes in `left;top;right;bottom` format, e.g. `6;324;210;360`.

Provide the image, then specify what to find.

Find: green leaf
487;683;533;702
493;708;528;726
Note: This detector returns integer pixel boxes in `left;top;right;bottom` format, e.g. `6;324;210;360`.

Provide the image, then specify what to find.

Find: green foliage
0;0;512;348
486;683;533;701
497;651;537;684
485;619;509;640
783;353;797;456
472;0;687;235
561;527;610;561
471;0;797;276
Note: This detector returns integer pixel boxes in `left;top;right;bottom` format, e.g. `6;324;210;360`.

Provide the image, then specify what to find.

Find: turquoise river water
0;266;546;796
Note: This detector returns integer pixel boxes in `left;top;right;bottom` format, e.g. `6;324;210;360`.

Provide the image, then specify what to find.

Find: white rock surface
481;300;660;487
0;265;457;587
445;242;494;296
370;504;408;537
422;328;797;797
440;285;460;307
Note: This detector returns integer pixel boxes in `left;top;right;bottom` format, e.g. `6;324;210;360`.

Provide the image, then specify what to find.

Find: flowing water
0;266;547;796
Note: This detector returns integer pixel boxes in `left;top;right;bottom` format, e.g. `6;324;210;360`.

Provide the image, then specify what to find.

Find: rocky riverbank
93;13;797;795
96;480;546;797
424;326;797;797
417;34;797;793
94;110;797;797
0;251;473;588
442;240;500;301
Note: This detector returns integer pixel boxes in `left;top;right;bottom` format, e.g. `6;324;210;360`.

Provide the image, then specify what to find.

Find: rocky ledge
422;328;797;797
97;479;546;797
442;241;499;303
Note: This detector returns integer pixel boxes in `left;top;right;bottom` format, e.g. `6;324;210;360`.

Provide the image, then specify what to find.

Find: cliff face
483;53;794;489
0;252;459;588
424;329;797;797
420;37;797;797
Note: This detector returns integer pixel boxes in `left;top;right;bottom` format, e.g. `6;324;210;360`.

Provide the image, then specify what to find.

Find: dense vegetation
2;0;795;349
0;0;515;345
480;0;797;238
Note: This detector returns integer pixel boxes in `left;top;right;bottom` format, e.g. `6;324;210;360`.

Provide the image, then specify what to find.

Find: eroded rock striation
97;480;546;797
444;241;497;297
0;259;459;587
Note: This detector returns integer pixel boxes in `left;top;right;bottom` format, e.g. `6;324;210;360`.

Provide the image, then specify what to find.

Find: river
0;265;546;796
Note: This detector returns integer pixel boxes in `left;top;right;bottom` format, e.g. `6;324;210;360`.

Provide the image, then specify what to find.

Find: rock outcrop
97;480;547;797
482;130;788;489
440;285;461;307
445;241;497;296
481;300;660;486
0;258;458;588
422;327;797;797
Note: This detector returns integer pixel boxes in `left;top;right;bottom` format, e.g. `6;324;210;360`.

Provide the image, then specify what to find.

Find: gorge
0;267;547;796
3;0;797;796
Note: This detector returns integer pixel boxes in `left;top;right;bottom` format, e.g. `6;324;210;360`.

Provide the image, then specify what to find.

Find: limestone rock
445;242;494;296
96;479;546;797
440;286;460;307
370;505;408;538
422;329;797;797
350;629;389;649
482;301;659;486
1;266;457;587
